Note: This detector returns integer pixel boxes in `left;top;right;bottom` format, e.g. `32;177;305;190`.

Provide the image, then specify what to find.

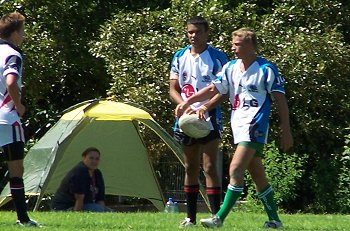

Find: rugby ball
178;114;211;139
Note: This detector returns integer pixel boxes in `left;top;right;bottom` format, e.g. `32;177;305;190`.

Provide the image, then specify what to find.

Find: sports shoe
16;219;43;228
263;220;283;229
179;217;195;228
200;215;223;228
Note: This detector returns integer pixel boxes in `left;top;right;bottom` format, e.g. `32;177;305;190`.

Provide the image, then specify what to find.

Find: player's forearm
6;74;21;107
273;92;291;131
170;90;183;104
169;78;184;104
202;92;227;112
187;84;218;105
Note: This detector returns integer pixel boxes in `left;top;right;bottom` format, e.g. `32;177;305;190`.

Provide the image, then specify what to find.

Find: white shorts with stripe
0;123;25;147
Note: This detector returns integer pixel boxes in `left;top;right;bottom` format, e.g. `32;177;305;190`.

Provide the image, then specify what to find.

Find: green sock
258;184;280;222
216;184;243;221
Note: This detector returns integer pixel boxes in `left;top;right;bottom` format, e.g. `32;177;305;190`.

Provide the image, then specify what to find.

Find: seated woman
52;147;112;212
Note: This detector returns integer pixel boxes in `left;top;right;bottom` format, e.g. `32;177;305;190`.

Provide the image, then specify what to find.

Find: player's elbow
208;84;219;96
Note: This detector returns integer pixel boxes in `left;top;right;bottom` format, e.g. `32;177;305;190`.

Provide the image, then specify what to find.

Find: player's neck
190;44;208;56
241;54;257;71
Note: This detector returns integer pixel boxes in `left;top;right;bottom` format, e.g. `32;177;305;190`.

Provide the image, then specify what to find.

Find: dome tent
0;99;188;211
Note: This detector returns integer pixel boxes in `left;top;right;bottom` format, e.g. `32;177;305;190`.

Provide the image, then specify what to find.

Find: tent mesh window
155;155;206;203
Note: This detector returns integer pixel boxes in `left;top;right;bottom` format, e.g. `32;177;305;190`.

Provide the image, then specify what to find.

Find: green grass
0;211;349;230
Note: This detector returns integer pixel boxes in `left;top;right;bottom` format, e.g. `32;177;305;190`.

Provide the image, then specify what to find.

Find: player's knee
184;163;199;175
203;162;217;177
7;162;24;177
229;167;244;182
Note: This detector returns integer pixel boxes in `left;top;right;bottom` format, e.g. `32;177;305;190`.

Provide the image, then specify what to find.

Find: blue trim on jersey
170;46;190;71
256;57;285;93
227;59;237;68
249;97;272;143
207;46;228;74
247;57;283;143
256;57;271;90
226;59;237;82
173;117;180;132
176;45;190;58
212;106;223;131
213;60;237;83
4;55;22;74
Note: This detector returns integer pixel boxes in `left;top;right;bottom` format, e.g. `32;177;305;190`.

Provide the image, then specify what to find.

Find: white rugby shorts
0;123;25;147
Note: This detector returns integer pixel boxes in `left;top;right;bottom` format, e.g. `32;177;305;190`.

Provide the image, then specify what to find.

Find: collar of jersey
0;39;22;54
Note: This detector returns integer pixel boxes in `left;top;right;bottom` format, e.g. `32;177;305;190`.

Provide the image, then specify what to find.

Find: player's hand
175;101;190;117
280;129;293;152
196;105;208;120
16;103;26;117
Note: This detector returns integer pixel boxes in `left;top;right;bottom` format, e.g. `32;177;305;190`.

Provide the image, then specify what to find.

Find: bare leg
183;144;201;223
202;138;221;214
248;157;281;222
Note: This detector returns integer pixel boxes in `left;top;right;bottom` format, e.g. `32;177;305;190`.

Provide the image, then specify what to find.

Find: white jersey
170;45;228;131
0;39;23;125
213;57;285;144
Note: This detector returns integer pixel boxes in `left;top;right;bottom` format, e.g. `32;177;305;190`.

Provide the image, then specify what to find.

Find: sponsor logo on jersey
232;96;260;110
202;75;212;82
232;94;240;110
182;84;195;98
254;130;265;138
248;84;258;92
243;98;259;108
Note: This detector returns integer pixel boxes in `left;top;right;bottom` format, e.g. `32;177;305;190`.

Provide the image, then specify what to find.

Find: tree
90;0;350;212
1;0;349;212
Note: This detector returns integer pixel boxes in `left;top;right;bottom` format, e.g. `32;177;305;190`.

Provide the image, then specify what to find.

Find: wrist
181;101;190;109
199;105;208;112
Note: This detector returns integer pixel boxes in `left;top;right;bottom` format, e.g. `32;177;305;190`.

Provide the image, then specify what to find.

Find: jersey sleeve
169;56;179;80
207;46;228;75
3;55;22;79
169;51;180;78
266;66;285;94
212;63;230;95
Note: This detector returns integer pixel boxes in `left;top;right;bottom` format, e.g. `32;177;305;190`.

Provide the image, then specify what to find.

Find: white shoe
200;216;223;228
179;217;195;228
263;220;283;229
16;219;43;228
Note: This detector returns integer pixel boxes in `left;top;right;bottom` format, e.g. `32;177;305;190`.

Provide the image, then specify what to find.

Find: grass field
0;211;350;230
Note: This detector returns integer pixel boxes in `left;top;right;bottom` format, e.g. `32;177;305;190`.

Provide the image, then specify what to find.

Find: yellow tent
0;99;186;211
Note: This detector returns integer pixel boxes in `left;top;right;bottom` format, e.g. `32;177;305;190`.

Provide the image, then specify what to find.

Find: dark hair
0;12;25;39
81;147;101;157
186;16;209;32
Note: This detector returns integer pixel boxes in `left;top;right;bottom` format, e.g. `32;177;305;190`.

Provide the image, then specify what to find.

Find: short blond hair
232;28;257;49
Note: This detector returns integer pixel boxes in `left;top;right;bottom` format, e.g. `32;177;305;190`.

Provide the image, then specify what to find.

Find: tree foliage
0;0;118;138
1;0;349;212
90;0;350;212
